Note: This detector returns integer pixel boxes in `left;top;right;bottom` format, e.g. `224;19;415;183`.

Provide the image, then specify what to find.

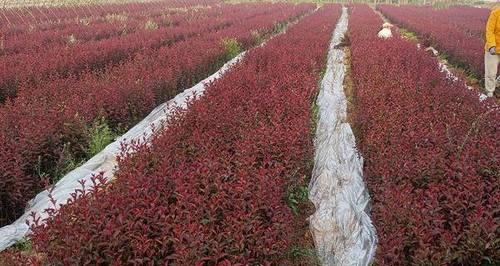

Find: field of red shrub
350;5;499;265
440;6;488;38
378;5;486;79
23;5;341;264
1;3;497;264
0;3;307;102
0;0;219;27
0;3;314;226
0;5;219;56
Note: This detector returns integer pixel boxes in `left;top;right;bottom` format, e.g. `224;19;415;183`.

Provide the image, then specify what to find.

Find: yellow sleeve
486;10;498;50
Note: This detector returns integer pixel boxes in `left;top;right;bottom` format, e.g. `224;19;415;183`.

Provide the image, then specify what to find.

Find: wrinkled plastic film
308;7;377;266
0;9;318;251
438;62;488;102
0;51;247;252
415;45;487;102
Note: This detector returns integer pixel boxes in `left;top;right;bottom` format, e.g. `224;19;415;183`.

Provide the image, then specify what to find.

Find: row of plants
349;4;499;265
0;5;342;264
0;3;213;56
0;3;306;102
1;5;215;101
0;0;219;31
436;6;488;38
0;2;160;35
0;2;314;228
377;5;485;79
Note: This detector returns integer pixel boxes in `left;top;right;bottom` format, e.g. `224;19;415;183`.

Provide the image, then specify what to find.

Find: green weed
273;21;287;34
52;143;84;183
251;30;265;45
286;185;309;215
287;245;319;263
399;28;419;42
222;38;242;61
85;118;116;158
311;101;320;135
12;238;32;252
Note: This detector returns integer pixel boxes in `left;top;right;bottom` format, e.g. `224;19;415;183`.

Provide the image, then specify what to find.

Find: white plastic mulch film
0;8;315;251
308;7;377;266
438;61;488;102
415;45;488;102
0;51;247;252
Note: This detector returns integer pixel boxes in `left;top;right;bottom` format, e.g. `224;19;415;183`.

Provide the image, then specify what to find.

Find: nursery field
378;5;488;79
0;1;498;265
350;5;498;265
0;0;313;226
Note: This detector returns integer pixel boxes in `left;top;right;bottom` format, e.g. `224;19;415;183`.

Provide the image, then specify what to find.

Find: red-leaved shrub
0;0;220;27
27;5;341;264
0;249;43;266
0;1;225;56
378;5;486;79
0;3;311;102
350;5;499;265
0;3;315;226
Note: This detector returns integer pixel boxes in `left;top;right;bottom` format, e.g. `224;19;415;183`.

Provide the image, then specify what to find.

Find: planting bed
11;5;342;265
378;5;487;79
0;2;498;265
0;2;314;227
1;5;217;56
0;3;305;102
350;4;499;265
0;0;219;27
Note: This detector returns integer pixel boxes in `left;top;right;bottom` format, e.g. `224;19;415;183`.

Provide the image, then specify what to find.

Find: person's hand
490;46;497;55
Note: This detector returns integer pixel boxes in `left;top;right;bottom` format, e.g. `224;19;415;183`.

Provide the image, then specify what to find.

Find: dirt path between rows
342;42;360;140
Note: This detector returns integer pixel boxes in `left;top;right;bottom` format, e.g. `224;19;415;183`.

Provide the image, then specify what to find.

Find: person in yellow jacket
485;7;500;97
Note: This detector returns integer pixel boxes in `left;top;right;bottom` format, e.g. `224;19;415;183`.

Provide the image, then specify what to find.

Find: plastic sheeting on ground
438;62;488;102
308;7;377;266
416;45;488;102
0;8;317;252
0;51;247;253
377;6;488;103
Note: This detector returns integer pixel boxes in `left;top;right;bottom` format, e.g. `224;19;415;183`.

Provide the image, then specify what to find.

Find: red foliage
28;5;341;264
0;3;311;102
0;3;314;226
1;6;213;56
0;0;220;28
378;5;486;78
349;5;499;265
0;250;43;266
0;133;31;224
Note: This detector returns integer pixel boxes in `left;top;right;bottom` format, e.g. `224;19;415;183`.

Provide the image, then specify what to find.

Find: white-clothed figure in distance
378;22;393;39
